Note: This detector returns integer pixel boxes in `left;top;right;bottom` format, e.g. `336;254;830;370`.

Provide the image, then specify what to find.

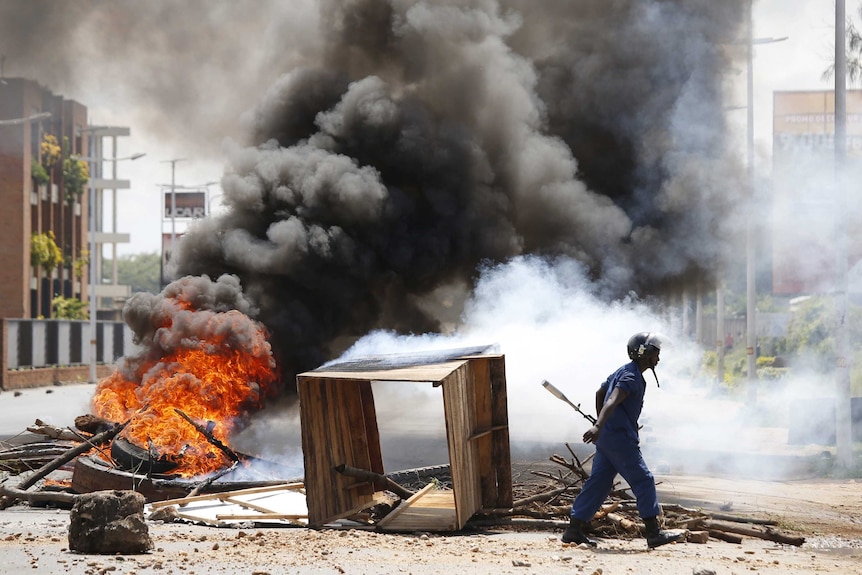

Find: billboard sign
164;191;206;219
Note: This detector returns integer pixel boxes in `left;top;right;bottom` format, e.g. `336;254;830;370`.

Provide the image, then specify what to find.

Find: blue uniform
570;361;661;521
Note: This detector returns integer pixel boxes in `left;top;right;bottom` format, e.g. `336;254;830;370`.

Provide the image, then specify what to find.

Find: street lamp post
84;151;145;384
745;0;787;402
0;111;51;126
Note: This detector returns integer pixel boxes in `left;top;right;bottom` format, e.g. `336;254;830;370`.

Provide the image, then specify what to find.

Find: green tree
62;156;89;203
30;231;63;273
103;252;161;294
773;296;862;375
52;295;88;320
31;159;50;186
40;134;61;169
824;4;862;83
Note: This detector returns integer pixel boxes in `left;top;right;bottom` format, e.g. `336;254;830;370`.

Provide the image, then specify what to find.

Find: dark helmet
627;332;663;360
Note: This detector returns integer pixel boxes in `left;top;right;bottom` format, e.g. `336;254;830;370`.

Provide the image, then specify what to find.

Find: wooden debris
26;419;88;442
703;519;805;546
0;442;78;473
470;448;806;547
0;424;812;549
707;529;743;544
334;464;415;500
74;414;116;435
18;420;128;491
174;408;241;464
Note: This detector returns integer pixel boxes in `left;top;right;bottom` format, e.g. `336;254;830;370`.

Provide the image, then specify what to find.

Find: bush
40;134;61;168
31;159;50;186
52;295;87;320
30;231;63;273
63;155;89;203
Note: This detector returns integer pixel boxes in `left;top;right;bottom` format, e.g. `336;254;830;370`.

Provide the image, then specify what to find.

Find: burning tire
110;437;178;475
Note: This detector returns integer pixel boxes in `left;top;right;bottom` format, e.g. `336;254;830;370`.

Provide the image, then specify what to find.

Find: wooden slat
489;356;513;508
359;380;384;474
442;362;481;529
175;512;226;527
221;496;282;515
148;483;305;509
298;375;330;524
345;381;373;480
215;513;307;521
327;379;354;517
304;361;464;383
319;492;390;526
378;489;458;532
376;483;437;528
472;357;494;508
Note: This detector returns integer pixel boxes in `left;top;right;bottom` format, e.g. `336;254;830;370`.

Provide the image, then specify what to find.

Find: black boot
644;516;683;548
561;518;597;546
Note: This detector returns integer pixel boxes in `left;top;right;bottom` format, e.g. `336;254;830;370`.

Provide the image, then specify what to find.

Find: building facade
0;78;90;320
772;90;862;296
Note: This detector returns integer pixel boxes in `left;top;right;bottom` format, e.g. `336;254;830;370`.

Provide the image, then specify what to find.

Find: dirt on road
0;472;860;575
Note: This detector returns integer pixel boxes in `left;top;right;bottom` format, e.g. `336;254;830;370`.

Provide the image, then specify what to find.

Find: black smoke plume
0;1;748;384
171;1;747;381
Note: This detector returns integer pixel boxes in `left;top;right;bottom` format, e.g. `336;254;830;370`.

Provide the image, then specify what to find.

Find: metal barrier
4;318;136;369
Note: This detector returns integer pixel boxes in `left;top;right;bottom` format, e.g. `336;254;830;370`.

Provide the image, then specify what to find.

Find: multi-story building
0;78;140;389
0;77;90;320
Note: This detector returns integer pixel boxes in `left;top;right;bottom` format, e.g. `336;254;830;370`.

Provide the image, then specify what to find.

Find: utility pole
744;0;788;400
745;0;757;400
834;0;853;471
163;158;186;282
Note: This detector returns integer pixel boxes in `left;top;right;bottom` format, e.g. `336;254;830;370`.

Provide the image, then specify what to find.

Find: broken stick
333;464;414;500
17;419;129;491
173;408;241;464
703;519;805;546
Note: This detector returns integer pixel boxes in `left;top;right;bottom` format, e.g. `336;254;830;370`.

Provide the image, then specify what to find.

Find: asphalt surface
0;383;97;441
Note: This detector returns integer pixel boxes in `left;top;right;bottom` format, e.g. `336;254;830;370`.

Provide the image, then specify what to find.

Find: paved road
0;383;96;440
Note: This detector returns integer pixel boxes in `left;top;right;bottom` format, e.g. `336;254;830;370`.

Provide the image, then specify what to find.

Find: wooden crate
296;352;511;530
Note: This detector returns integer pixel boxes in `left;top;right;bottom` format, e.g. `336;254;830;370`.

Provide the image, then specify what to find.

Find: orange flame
92;307;278;478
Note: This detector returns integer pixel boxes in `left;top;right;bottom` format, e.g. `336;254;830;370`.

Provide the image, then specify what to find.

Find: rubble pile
477;445;805;546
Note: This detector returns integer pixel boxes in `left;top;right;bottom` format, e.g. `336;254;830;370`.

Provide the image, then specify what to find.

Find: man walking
562;332;683;549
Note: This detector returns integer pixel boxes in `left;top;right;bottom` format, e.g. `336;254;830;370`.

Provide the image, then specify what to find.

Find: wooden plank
221;496;283;515
304;361;464;383
359;380;384;474
472;357;494;508
175;512;227;527
298;375;335;525
442;362;481;529
378;490;458;532
489;356;513;508
319;492;390;526
215;513;307;521
376;483;437;528
344;380;373;481
148;483;305;509
326;379;353;518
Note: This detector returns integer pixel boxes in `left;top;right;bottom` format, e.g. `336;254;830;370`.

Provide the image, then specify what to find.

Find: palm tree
823;3;862;82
